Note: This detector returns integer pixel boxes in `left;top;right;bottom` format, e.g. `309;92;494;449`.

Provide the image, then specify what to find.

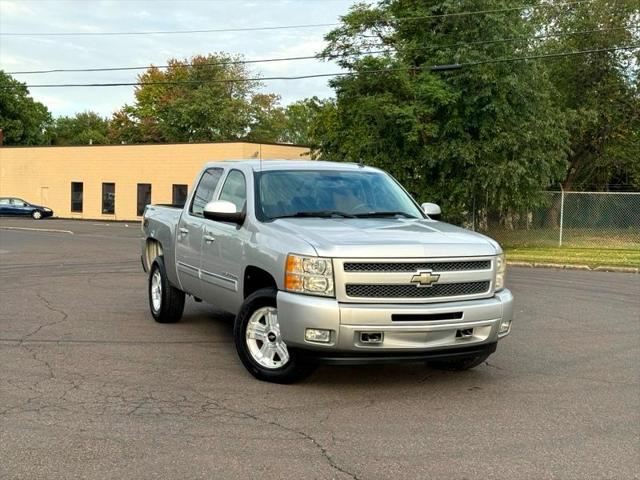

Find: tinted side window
190;168;223;217
219;170;247;212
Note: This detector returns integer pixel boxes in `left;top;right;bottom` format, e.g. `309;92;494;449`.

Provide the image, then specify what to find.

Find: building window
102;183;115;214
137;183;151;216
172;184;188;207
71;182;83;213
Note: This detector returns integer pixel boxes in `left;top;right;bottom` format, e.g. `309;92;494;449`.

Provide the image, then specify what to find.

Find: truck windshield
255;169;424;221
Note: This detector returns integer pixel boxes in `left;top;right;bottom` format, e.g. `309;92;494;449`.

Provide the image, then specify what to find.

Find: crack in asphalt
485;361;504;370
24;293;70;341
190;389;361;480
15;292;72;382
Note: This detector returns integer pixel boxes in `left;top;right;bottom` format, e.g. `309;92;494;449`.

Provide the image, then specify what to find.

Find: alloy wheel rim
151;270;162;312
33;211;41;219
245;306;290;369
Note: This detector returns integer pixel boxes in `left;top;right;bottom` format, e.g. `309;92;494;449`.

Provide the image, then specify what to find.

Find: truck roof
202;159;380;172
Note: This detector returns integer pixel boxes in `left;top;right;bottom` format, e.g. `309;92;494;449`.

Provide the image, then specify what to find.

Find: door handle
179;227;188;235
203;234;215;243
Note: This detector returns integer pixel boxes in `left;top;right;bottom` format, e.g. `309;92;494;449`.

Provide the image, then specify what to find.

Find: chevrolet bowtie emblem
411;270;440;287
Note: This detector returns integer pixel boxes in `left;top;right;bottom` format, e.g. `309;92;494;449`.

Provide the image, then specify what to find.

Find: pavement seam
0;226;74;234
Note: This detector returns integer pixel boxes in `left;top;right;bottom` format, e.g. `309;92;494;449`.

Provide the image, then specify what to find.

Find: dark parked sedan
0;197;54;219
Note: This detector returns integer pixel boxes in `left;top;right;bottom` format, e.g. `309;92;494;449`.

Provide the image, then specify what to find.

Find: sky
0;0;357;118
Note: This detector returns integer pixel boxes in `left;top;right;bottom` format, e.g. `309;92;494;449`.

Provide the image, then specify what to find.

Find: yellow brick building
0;142;310;221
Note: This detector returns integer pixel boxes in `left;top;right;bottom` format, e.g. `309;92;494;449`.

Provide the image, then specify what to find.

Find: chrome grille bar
343;260;490;272
345;281;491;299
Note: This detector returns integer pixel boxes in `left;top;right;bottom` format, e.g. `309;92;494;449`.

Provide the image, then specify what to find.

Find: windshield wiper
354;211;418;219
272;210;356;219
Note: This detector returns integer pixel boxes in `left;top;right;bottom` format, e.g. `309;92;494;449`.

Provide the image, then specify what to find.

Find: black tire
427;353;490;371
149;257;185;323
31;210;42;220
234;287;316;384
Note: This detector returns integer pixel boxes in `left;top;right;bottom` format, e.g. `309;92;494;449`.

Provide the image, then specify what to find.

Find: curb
507;261;638;274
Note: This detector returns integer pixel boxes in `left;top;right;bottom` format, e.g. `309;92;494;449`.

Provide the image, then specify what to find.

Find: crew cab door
175;167;223;297
199;168;249;313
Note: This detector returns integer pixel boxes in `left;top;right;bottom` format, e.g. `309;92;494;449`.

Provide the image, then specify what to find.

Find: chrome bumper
277;289;514;353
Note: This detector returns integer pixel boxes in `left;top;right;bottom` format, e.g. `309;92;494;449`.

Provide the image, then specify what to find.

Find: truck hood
272;218;499;258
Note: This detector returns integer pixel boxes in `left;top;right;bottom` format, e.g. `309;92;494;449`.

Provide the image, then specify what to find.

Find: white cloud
1;0;356;117
0;0;35;17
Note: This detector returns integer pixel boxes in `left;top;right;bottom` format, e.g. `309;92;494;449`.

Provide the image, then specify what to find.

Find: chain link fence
465;191;640;249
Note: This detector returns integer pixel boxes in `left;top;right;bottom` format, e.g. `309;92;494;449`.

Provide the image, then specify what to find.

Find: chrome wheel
32;210;42;220
245;306;289;369
151;269;162;313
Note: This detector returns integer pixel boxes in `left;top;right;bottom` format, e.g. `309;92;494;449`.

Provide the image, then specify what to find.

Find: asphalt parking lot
1;218;638;480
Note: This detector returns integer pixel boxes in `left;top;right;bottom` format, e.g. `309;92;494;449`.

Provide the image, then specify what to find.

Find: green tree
49;111;110;145
0;71;51;145
279;97;336;146
109;54;284;144
319;0;570;222
537;0;639;190
244;93;286;143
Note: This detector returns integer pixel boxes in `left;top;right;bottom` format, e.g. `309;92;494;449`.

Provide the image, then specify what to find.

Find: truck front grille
345;281;491;299
343;260;490;272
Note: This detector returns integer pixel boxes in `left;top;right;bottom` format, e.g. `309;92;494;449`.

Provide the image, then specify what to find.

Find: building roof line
0;140;311;150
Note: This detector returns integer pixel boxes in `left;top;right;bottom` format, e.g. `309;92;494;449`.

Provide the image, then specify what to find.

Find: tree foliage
244;93;286;143
278;97;337;146
536;0;639;190
0;71;51;145
318;0;571;221
108;54;283;144
48;111;110;145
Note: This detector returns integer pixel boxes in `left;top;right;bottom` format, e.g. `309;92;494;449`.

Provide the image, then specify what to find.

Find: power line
0;0;594;37
11;45;637;89
7;25;633;75
7;55;324;75
466;44;639;66
0;23;334;37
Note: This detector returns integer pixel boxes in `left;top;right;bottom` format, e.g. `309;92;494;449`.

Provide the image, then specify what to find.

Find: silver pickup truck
141;160;513;383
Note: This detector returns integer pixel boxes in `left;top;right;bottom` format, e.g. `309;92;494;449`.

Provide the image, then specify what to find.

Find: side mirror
421;202;442;220
203;200;245;224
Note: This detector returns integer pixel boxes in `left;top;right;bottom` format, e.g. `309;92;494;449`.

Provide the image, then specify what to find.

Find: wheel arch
144;238;164;271
243;265;277;299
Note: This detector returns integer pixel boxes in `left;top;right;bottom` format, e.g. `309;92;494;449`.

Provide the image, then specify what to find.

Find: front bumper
277;289;514;359
291;342;498;365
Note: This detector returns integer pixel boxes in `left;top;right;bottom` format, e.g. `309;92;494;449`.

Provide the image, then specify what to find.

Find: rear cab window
189;168;224;217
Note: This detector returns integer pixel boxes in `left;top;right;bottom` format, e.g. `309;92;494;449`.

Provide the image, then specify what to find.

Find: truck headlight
495;253;506;291
285;254;334;297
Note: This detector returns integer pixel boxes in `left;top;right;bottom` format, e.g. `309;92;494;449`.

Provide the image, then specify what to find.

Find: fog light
499;319;512;335
305;328;332;343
